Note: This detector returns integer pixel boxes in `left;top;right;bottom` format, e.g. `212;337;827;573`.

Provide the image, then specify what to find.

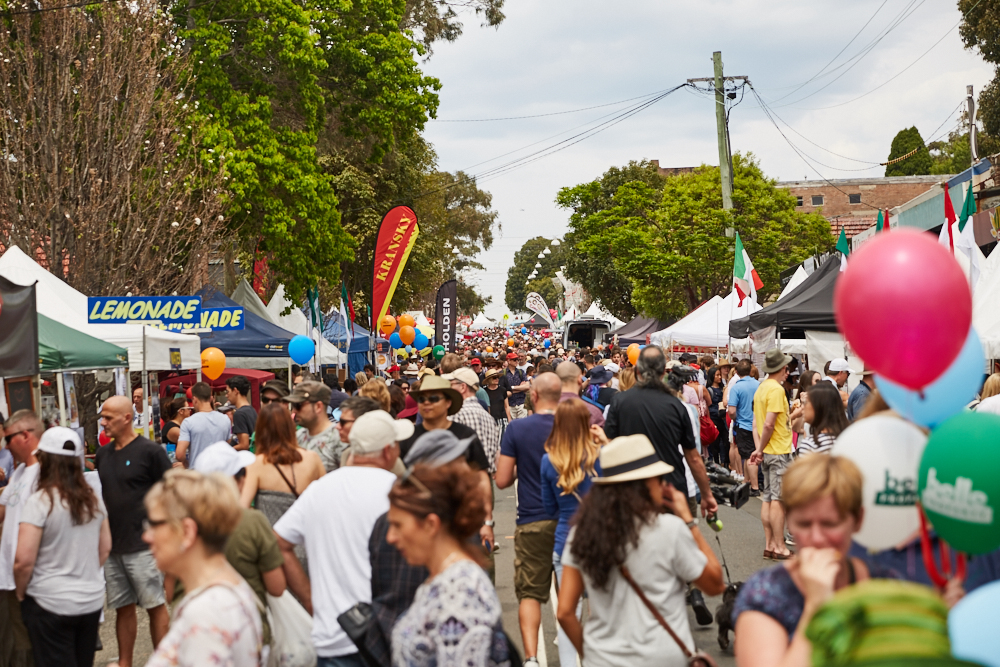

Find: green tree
456;279;490;316
504;237;565;314
557;154;833;321
402;0;505;53
885;127;933;176
556;160;667;320
172;0;440;303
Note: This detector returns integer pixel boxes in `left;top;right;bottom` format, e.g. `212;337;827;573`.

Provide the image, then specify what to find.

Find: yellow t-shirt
753;378;793;456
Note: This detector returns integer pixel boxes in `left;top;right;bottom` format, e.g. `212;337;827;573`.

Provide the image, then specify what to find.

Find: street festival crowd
3;241;1000;666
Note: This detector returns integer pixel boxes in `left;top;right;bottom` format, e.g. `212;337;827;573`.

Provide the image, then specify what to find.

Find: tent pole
56;372;68;427
142;327;150;439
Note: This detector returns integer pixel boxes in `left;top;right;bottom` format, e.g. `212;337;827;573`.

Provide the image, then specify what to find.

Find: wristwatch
685;518;699;529
483;520;495;527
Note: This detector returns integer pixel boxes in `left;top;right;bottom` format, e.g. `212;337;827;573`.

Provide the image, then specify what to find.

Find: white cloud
420;0;993;317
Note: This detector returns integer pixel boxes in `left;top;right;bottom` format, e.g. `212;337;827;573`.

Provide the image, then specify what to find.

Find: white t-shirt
273;466;396;657
179;411;232;467
561;515;708;667
0;462;40;591
20;487;107;615
975;394;1000;415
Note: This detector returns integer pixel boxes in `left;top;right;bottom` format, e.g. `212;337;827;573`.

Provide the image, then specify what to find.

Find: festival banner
0;276;39;377
435;279;457;353
88;296;201;325
371;205;419;331
525;292;554;328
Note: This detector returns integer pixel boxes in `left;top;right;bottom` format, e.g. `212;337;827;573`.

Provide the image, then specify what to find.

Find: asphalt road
94;483;775;667
494;486;775;667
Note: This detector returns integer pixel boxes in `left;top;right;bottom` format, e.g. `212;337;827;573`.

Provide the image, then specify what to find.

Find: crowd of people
2;323;1000;667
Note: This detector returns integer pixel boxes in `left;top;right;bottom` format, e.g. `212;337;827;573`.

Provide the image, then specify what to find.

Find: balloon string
918;504;967;588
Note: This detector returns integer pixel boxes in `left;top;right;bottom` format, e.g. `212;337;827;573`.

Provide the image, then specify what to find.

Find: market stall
323;309;375;377
608;316;674;346
158;368;275;410
651;290;761;351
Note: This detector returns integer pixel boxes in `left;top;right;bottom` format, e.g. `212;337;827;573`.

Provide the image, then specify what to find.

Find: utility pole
968;85;979;167
688;53;748;235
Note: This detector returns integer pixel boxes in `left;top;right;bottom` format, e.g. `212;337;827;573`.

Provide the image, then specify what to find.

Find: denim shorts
105;550;166;609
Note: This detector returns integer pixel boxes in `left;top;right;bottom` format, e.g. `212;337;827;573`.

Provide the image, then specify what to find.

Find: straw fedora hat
409;375;463;416
594;434;674;484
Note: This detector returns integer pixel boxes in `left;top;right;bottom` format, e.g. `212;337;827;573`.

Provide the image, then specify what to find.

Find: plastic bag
266;591;316;667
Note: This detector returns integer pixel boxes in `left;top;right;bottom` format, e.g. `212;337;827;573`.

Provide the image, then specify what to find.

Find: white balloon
830;415;927;551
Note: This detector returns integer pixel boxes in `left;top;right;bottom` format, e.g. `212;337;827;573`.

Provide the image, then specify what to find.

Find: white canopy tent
650;290;761;349
469;313;495;331
583;301;625;329
259;284;344;368
0;246;201;370
973;243;1000;359
778;266;808;301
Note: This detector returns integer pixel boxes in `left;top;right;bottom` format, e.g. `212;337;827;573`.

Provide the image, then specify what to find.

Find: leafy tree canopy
504;237;565;315
557;154;833;321
885;127;933;176
402;0;505;53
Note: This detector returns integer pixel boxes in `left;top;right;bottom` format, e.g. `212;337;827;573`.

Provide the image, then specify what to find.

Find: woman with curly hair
556;434;724;667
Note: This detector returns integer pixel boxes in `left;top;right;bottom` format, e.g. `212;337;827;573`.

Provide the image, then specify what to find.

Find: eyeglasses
338;418;355;428
4;429;33;442
413;395;444;405
289;402;304;411
260;396;280;404
142;517;170;531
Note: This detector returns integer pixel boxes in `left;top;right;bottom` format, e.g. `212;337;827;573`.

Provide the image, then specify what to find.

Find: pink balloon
834;228;971;390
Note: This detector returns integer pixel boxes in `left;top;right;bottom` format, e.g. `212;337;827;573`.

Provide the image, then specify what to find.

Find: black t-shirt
597;386;619;407
161;421;179;445
603;385;697;492
95;436;172;554
399;421;490;472
233;405;258;436
483;386;508;420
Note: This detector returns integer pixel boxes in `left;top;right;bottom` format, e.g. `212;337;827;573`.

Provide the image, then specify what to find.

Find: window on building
796;196;803;206
811;195;824;206
848;193;861;204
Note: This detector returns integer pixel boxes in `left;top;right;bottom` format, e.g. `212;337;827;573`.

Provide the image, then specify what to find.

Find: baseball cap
605;362;621;374
216;402;236;414
34;426;84;458
261;380;289;398
284;380;332;405
444;367;480;388
193;442;256;476
348;411;415;455
506;352;518;360
469;358;482;367
828;358;857;374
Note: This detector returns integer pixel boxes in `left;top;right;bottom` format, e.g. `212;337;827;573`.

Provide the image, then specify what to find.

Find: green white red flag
733;232;763;306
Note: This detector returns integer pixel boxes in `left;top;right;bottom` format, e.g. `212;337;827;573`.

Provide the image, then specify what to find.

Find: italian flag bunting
876;209;885;233
836;228;850;271
883;208;890;232
956;182;981;291
938;186;958;252
733;232;763;306
341;282;355;323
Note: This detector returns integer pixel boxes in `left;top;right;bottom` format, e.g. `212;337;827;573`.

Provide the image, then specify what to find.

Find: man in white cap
274;410;412;666
824;358;853;408
192;443;286;649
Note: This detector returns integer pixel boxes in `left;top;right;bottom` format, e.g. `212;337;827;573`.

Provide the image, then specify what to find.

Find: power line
430;88;671;122
0;0;123;15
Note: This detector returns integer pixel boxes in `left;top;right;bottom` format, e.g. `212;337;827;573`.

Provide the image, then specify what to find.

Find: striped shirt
798;431;836;455
452;396;501;473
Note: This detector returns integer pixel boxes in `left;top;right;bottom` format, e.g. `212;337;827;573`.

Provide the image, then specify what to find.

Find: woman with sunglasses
136;469;261;667
387;463;511;667
161;398;192;448
557;434;724;667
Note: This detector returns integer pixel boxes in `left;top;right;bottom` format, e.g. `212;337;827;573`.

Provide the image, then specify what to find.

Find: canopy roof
197;288;295;357
230;279;273;323
39;313;128;372
610;316;674;346
323;308;375;353
651;290;761;348
469;313;495;330
583;301;625;329
778;266;808;301
974;244;1000;359
0;245;201;370
250;283;343;366
729;256;841;338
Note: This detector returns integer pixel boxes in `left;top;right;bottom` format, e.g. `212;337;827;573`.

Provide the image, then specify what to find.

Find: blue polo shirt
727;376;759;431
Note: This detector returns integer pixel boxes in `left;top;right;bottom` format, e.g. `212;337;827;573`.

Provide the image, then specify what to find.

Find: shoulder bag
619;566;719;667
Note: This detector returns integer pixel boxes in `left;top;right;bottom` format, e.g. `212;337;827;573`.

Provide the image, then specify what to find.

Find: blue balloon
288;335;315;365
543;339;551;348
521;327;528;334
405;345;413;353
878;327;984;429
389;332;403;349
950;580;1000;667
413;333;429;350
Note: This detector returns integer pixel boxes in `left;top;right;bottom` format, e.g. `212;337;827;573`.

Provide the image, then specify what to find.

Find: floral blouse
392;559;512;667
147;579;262;667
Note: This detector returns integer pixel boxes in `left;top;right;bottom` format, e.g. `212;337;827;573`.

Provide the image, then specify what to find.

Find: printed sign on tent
525;292;554;328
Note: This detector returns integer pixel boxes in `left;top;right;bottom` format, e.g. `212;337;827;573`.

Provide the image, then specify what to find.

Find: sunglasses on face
413;394;445;405
261;396;281;404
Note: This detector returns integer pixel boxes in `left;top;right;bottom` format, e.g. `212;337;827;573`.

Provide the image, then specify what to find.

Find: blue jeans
553;551;581;667
318;654;366;667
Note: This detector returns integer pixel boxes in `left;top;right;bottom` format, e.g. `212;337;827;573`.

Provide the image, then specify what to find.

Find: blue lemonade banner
199;307;245;331
88;296;201;325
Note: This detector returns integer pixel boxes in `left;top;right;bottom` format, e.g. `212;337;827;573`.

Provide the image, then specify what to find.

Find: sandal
763;550;774;560
772;552;793;561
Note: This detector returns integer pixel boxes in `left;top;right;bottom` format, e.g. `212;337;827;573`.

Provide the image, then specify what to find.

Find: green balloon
432;345;446;360
918;411;1000;554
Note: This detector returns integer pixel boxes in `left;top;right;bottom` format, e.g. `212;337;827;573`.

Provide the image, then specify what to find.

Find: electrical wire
0;0;123;14
431;88;672;122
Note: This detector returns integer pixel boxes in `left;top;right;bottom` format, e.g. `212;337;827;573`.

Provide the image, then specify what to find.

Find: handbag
266;591;316;667
619;566;719;667
337;602;382;667
699;414;719;444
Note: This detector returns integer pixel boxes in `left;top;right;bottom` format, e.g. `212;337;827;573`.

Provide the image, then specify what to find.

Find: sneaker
525;658;539;666
749;488;761;497
785;535;796;547
687;589;713;626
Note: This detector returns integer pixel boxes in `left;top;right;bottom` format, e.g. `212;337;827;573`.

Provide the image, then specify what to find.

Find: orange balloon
399;325;416;345
398;314;416;329
201;347;226;380
379;315;396;336
627;343;640;365
507;338;516;347
486;346;494;353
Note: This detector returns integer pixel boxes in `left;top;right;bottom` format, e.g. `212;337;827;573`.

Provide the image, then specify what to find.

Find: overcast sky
419;0;992;319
